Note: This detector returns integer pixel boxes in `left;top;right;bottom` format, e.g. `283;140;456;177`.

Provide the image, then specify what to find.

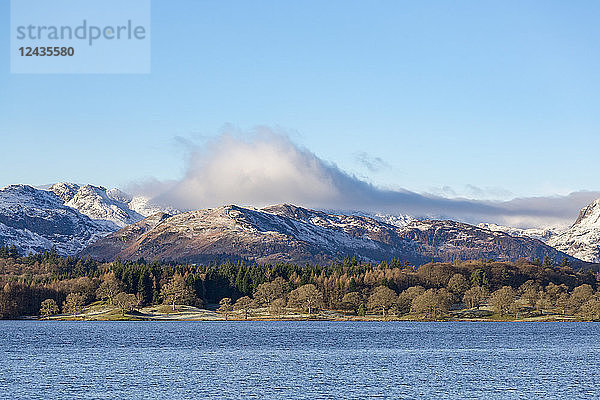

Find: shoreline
12;301;592;323
19;302;586;322
15;315;585;323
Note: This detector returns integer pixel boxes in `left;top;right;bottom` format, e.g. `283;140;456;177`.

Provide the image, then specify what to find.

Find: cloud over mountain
128;128;600;229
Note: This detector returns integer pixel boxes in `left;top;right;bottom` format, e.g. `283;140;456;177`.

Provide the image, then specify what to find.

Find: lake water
0;321;599;399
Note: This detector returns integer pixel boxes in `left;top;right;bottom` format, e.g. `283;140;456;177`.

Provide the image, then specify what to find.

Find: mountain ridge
548;199;600;262
0;183;179;256
0;184;110;255
79;203;577;266
3;181;600;266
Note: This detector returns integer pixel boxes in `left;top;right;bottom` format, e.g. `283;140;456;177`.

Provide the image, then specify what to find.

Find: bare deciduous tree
287;284;324;315
63;292;85;315
367;286;397;319
269;298;286;318
341;292;362;314
233;296;255;319
447;274;469;298
397;286;425;314
39;299;59;318
160;273;196;311
254;277;288;308
411;288;452;319
569;284;594;314
218;297;233;320
96;272;124;305
114;292;139;316
490;286;517;316
463;286;489;310
578;296;600;321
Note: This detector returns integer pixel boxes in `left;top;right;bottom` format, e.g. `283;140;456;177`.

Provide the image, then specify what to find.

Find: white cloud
429;184;514;201
128;127;600;229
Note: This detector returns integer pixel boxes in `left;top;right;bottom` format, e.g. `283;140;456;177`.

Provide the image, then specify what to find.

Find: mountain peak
0;184;111;256
262;203;324;220
49;182;80;202
573;198;600;227
548;197;600;263
0;182;174;256
2;184;38;193
63;184;143;229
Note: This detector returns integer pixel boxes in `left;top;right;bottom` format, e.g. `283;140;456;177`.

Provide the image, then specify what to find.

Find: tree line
1;246;599;320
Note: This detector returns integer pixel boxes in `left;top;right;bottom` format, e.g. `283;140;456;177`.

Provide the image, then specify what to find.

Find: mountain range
79;203;576;265
1;182;599;267
547;199;600;263
0;183;177;256
478;203;600;264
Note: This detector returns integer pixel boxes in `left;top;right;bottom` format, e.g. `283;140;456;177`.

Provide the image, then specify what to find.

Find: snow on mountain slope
4;180;593;265
78;212;173;260
324;209;416;229
50;183;143;229
80;203;577;265
548;198;600;263
127;195;181;217
80;204;418;263
402;219;570;263
360;213;415;228
47;182;181;226
0;182;182;256
0;185;111;255
477;223;562;243
49;182;80;202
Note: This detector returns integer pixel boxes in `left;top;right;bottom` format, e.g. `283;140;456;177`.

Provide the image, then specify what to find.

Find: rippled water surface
1;321;599;399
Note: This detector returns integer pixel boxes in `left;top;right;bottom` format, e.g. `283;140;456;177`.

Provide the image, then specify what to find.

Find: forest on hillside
1;245;600;321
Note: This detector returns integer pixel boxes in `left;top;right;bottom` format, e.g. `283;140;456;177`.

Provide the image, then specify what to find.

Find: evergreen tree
470;268;489;288
137;271;153;306
8;245;20;258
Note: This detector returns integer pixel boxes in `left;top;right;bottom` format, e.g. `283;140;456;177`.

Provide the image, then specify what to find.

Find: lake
0;321;599;399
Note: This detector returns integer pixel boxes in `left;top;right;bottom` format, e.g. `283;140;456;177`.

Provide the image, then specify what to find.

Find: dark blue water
0;321;599;399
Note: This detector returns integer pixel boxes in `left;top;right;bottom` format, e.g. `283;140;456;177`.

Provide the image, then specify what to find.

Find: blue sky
1;1;599;203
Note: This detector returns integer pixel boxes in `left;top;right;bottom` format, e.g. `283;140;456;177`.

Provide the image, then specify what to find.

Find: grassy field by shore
37;300;580;322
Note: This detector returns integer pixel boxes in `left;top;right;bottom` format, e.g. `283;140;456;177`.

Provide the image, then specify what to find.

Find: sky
1;1;599;227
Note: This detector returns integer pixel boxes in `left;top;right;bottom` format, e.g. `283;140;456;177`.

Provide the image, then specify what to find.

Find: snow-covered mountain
477;198;600;263
477;223;562;243
0;183;180;256
336;211;415;228
547;198;600;263
48;182;181;228
80;203;576;265
127;195;181;218
50;183;144;229
0;185;111;255
4;180;598;265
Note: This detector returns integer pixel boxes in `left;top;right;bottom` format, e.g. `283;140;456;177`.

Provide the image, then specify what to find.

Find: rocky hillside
49;182;180;228
50;183;144;229
548;198;600;263
79;203;577;265
3;179;593;266
477;223;561;243
0;185;111;255
0;183;180;256
402;220;569;264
